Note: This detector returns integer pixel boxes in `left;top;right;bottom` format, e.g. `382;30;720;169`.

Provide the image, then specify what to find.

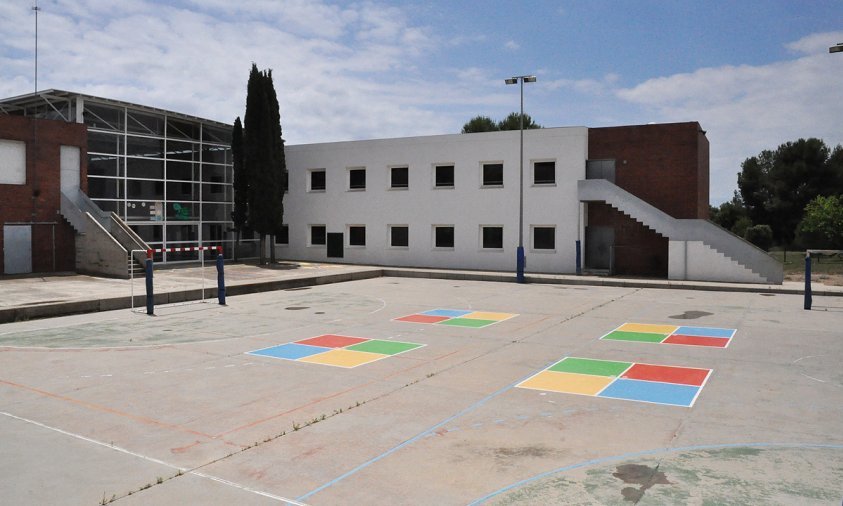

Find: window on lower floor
481;226;503;249
434;226;454;248
310;225;326;246
532;226;555;250
435;165;454;188
533;161;556;185
389;225;409;247
349;225;366;246
482;163;503;187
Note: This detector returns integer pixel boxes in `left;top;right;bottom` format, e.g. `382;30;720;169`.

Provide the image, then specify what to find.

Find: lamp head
831;43;843;54
524;76;537;83
504;78;518;85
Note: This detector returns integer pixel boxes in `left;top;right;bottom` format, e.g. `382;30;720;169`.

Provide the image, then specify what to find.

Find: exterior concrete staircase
578;179;783;284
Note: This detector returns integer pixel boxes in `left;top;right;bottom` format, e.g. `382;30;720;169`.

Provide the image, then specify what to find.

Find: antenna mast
33;0;40;93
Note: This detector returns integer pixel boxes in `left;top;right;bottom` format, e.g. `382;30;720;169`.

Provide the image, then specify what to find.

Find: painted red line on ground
0;378;214;439
621;364;710;386
664;334;730;348
394;314;450;324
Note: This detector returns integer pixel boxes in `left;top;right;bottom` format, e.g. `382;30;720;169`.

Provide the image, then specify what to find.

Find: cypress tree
231;116;247;261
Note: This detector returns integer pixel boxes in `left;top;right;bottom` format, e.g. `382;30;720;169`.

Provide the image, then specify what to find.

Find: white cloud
504;40;520;51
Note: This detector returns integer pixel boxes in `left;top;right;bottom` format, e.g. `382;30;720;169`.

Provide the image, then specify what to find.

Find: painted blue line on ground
468;442;843;505
675;326;735;338
421;308;472;317
598;379;700;407
296;358;558;502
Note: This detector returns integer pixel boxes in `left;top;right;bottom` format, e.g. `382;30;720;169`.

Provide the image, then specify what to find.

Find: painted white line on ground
191;471;308;505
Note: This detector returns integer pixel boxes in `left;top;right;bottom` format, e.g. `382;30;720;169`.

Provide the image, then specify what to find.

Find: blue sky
1;0;841;203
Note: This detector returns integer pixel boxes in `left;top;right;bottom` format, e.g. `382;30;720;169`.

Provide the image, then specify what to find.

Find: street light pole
505;75;536;283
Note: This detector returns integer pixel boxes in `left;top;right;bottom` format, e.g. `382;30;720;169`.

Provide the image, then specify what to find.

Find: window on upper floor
434;164;454;188
533;161;556;185
309;169;326;191
482;162;504;187
348;167;366;190
0;139;26;185
390;166;408;189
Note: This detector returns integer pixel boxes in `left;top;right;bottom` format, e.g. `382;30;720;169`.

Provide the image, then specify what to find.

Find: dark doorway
327;232;344;258
585;226;614;271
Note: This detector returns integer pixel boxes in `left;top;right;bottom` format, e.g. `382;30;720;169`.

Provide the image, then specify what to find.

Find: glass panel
126;110;165;136
88;155;123;177
483;163;503;186
534;161;556;184
435;226;454;248
310;170;326;190
126;157;164;179
126;179;164;200
166;140;200;162
202;223;227;243
349;226;365;246
88;132;123;154
202;144;228;164
127;200;166;221
201;202;230;221
533;227;555;250
349;169;366;189
83;103;124;131
167;118;201;141
91;200;125;217
202;183;229;202
482;227;503;249
166;224;198;242
165;249;199;262
167;161;198;181
203;125;232;144
130;224;163;243
391;167;408;188
126;136;165;158
167;202;199;221
391;226;408;247
435;165;454;187
87;177;124;199
311;225;326;245
167;181;200;201
202;164;229;183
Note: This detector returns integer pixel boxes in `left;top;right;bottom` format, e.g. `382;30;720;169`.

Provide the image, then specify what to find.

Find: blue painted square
675;326;735;338
422;309;473;317
598;379;701;407
248;343;330;360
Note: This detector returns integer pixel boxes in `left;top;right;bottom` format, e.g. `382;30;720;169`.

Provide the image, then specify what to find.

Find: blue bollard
216;251;226;305
516;246;526;284
575;240;582;276
145;257;154;316
804;253;812;310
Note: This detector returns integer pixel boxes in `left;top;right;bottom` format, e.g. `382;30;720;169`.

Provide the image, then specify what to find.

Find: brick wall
0;114;88;274
587;122;709;277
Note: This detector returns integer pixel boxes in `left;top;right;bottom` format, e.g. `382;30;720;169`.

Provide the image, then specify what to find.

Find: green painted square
346;340;422;355
437;318;496;328
602;330;667;343
548;357;632;377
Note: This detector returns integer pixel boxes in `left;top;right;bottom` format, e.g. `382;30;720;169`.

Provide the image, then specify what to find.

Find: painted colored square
462;311;516;321
438;318;497;328
622;363;710;386
296;334;369;348
598;379;701;407
298;349;386;368
602;330;667;343
675;326;735;338
617;323;678;334
346;339;423;355
395;314;451;324
663;334;730;348
517;370;614;395
422;309;473;317
248;343;330;360
548;357;632;377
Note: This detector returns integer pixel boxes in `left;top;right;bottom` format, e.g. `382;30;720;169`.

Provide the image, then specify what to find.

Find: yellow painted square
463;311;517;321
298;349;386;368
617;323;678;334
517;370;613;395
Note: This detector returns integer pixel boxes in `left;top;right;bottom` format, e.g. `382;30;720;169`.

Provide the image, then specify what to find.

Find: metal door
584;226;614;270
4;225;32;274
326;233;344;258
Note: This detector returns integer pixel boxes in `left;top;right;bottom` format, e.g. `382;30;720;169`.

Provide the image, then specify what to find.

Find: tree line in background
231;63;288;265
461;113;542;133
710;138;843;251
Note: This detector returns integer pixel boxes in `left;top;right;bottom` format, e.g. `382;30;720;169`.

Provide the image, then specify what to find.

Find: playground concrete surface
1;268;842;505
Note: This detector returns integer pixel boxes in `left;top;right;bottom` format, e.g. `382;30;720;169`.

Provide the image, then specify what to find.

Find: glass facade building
0;90;253;262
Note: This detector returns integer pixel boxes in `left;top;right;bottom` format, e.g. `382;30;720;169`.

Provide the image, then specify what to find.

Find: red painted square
296;334;369;348
664;334;730;348
395;314;451;324
622;363;710;386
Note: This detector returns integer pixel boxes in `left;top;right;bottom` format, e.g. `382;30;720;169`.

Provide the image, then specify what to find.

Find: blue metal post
575;240;582;275
516;246;525;283
145;255;154;316
216;249;226;305
804;253;812;310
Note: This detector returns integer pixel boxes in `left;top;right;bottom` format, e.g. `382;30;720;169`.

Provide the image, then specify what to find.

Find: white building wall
668;240;766;283
281;128;587;273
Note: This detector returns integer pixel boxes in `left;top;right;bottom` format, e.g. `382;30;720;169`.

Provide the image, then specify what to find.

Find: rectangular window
389;225;409;247
481;226;503;249
309;169;326;191
532;226;555;250
310;225;326;246
482;163;503;187
434;226;454;249
349;225;366;246
275;225;289;245
0;139;26;185
390;166;408;189
348;168;366;190
534;161;556;185
435;165;454;188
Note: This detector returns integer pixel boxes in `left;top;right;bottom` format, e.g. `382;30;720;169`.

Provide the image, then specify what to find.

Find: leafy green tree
461;116;499;133
797;195;843;249
231;117;247;260
497;112;541;131
744;224;773;251
710;192;747;232
737;138;843;246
